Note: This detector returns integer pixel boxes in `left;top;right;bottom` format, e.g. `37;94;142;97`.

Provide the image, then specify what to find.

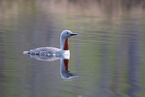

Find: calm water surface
0;0;145;97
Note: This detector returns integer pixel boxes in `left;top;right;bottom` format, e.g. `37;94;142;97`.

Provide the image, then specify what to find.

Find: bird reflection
60;58;78;79
24;54;78;79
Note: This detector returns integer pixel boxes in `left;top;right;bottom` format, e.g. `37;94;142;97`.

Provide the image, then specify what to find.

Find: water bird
23;30;78;57
23;30;78;79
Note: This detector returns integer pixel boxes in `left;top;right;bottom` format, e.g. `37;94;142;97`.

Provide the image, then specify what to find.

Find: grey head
60;30;78;39
60;30;78;50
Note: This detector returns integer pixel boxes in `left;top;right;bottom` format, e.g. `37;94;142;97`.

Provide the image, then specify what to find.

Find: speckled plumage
23;30;78;59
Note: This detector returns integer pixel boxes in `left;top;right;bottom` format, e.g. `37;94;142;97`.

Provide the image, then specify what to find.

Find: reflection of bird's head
61;71;79;79
60;58;78;79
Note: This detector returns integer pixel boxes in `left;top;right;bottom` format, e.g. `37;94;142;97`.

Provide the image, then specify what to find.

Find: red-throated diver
23;30;78;57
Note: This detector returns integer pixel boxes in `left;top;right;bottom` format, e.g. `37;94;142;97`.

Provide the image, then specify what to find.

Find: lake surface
0;0;145;97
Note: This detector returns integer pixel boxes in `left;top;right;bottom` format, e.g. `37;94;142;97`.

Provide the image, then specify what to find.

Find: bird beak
71;33;79;36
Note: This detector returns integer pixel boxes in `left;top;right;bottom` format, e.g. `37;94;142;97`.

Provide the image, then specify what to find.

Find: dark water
0;0;145;97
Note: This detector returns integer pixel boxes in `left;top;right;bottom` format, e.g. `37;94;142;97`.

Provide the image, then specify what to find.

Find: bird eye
66;32;68;34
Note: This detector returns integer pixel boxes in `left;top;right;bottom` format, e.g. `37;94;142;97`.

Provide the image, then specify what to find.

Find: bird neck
60;38;69;50
64;39;69;50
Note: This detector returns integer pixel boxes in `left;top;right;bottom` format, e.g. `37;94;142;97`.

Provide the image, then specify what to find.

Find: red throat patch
64;39;69;50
